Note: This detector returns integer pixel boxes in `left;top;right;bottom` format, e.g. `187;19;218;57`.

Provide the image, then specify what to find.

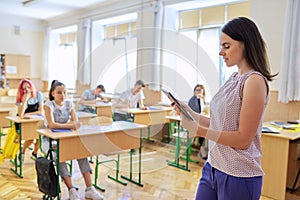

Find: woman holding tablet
173;17;277;200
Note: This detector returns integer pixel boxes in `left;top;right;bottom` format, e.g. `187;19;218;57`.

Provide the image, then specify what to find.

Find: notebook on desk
51;129;72;132
262;127;280;134
270;122;297;130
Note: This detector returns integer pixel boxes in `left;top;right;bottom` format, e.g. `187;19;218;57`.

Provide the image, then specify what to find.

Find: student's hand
23;91;31;102
23;113;31;119
101;97;109;102
196;94;203;99
73;121;81;130
172;101;200;138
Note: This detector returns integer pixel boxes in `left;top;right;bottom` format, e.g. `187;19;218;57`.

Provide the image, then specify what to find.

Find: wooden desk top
165;115;181;121
83;102;112;107
262;129;300;140
119;106;172;114
37;121;147;139
263;122;300;140
0;107;12;112
6;116;44;123
76;111;97;119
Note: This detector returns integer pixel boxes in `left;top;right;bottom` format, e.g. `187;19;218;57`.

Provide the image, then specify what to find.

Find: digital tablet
162;88;195;121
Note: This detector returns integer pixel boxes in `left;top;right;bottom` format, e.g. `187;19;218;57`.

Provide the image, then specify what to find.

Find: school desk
261;126;300;200
82;102;113;118
37;121;147;200
6;115;44;178
76;111;97;125
165;115;192;171
119;106;172;141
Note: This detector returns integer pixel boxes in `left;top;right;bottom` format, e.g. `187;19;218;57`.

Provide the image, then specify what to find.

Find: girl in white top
44;81;103;200
175;17;277;200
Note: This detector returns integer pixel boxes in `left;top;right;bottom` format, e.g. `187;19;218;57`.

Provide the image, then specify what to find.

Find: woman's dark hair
222;17;277;81
49;81;65;101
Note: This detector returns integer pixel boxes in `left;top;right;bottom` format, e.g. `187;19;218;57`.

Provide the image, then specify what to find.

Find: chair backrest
7;89;17;96
88;116;113;126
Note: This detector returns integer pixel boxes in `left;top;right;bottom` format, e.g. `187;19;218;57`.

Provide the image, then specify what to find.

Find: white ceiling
0;0;245;20
0;0;108;20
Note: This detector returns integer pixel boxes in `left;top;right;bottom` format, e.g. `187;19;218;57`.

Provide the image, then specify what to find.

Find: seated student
16;79;44;160
78;84;107;113
43;81;103;200
114;80;146;121
188;84;208;160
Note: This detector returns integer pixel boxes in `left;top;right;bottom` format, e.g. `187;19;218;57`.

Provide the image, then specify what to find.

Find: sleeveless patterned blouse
207;70;269;177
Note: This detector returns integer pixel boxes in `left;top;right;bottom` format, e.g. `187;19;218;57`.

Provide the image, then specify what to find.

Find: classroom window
48;25;78;89
175;1;248;95
161;28;217;102
91;13;137;93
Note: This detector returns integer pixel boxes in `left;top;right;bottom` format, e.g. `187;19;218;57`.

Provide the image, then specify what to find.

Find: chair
167;121;197;171
172;123;194;163
88;116;127;191
7;89;17;97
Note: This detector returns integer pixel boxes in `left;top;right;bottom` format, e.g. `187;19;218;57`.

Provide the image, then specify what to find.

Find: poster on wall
6;66;17;74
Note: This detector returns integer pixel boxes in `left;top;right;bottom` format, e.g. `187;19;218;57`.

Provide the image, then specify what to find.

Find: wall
0;13;45;80
250;0;287;91
249;0;300;121
264;91;300;122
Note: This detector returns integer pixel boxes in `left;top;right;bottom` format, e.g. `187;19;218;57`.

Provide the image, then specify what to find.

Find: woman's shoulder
243;71;268;85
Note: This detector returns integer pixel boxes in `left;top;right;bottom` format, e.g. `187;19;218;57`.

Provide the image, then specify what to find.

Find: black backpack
35;149;59;198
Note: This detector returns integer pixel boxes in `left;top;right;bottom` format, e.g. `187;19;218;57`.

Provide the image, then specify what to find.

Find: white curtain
78;18;91;85
42;27;51;81
278;0;300;102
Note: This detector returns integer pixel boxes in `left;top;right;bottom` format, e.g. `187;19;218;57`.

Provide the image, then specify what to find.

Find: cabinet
0;54;31;88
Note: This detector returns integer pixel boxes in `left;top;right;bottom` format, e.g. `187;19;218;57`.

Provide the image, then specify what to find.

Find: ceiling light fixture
22;0;43;7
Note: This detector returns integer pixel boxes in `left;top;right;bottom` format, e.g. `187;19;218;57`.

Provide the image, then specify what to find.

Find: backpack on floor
35;149;59;198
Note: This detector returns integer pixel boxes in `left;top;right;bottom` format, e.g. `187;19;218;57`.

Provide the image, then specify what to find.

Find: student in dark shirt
188;84;207;159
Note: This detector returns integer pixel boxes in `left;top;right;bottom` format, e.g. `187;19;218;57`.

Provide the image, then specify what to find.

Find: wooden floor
1;136;300;200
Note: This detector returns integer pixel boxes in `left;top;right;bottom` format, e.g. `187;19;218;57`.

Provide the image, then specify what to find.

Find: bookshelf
0;54;31;89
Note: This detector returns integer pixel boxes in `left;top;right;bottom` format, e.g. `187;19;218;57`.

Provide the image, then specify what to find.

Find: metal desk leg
93;154;127;192
143;126;155;142
121;128;143;187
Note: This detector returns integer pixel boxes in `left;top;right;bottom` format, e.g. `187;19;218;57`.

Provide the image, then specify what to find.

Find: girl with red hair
16;79;44;160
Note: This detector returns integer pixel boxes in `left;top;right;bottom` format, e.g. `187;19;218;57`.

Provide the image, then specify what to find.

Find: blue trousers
195;162;262;200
